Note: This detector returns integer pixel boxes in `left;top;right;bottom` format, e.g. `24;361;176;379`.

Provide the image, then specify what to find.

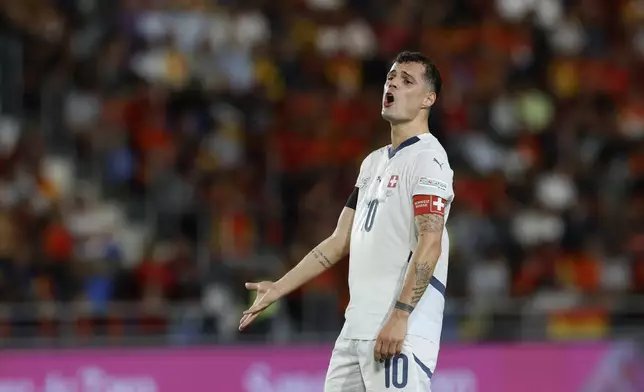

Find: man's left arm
395;205;444;312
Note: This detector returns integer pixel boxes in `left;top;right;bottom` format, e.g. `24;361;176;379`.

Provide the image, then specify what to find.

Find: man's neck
390;118;429;149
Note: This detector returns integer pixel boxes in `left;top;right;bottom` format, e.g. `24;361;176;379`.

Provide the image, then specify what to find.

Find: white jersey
345;133;454;343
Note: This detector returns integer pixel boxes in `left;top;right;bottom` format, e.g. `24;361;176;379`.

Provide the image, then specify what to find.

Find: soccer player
239;51;453;392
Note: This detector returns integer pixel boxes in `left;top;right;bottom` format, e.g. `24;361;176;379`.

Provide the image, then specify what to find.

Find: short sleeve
410;150;453;200
354;152;374;189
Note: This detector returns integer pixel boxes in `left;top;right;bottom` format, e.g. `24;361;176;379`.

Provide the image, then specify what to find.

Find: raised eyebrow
401;71;416;82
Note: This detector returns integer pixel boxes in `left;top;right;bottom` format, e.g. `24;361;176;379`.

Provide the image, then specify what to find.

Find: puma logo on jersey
433;158;444;170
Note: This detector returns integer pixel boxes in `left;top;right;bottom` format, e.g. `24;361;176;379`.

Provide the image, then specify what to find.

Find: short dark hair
392;51;442;98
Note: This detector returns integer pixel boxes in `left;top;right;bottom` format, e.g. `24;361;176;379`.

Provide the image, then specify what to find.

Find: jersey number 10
364;199;379;232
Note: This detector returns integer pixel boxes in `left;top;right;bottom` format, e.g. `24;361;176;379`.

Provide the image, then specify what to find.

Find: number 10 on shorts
384;354;408;388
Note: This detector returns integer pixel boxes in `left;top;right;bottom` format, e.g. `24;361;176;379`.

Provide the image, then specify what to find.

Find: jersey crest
387;175;399;188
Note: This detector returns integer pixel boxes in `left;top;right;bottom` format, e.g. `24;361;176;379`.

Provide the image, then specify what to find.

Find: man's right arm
274;193;356;296
240;183;362;330
239;196;356;331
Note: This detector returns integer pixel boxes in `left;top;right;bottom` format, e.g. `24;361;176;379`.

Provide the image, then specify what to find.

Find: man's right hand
238;281;282;331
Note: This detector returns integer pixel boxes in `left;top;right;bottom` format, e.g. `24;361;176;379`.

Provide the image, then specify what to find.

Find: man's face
381;62;434;124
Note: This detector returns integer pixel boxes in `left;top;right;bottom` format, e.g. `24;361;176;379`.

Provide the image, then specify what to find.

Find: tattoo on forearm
395;301;415;313
410;262;433;306
312;248;333;269
415;213;444;233
406;213;443;306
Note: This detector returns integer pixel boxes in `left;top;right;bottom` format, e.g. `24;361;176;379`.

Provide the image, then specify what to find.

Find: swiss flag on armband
413;195;447;216
429;195;446;215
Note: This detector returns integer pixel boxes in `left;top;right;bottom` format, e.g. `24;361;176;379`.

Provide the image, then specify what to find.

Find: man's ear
422;91;437;109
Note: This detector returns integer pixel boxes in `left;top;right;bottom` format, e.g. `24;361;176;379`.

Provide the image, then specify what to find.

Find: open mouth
383;92;395;107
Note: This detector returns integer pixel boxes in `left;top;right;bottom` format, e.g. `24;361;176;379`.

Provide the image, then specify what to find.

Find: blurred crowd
0;0;642;345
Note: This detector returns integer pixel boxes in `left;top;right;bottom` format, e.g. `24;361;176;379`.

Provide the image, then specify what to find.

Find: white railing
0;297;643;348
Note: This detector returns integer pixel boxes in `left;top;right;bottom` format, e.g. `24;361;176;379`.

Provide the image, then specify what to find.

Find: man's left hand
374;309;409;361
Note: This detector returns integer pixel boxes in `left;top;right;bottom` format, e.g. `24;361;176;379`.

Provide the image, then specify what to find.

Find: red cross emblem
429;195;446;215
387;175;399;188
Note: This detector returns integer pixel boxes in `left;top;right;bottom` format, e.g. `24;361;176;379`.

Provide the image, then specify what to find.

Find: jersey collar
388;135;421;159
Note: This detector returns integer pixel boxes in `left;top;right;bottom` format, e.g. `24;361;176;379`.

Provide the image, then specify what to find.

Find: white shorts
324;331;438;392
